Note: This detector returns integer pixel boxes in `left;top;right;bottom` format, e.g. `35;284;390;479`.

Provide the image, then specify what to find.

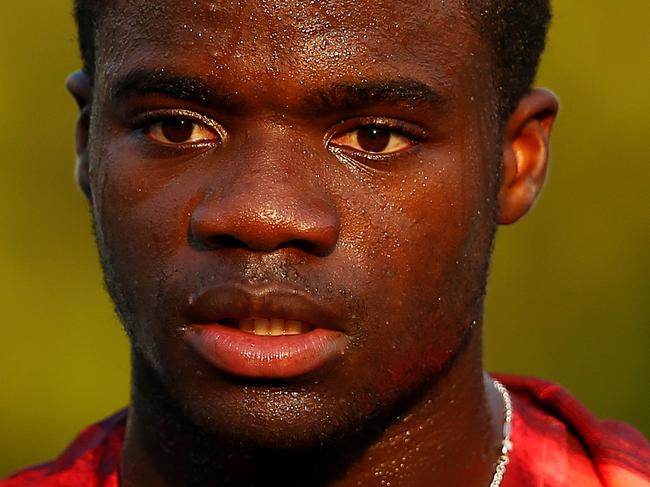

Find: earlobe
498;88;559;225
66;70;93;202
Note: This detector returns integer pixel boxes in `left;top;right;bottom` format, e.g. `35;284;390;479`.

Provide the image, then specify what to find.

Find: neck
120;328;503;487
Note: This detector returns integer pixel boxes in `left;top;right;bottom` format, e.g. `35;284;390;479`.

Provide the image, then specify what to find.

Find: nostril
207;236;321;254
282;239;320;255
208;234;248;249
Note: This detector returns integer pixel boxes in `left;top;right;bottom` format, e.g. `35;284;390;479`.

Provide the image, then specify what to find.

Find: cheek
91;145;199;306
365;153;492;292
339;149;495;384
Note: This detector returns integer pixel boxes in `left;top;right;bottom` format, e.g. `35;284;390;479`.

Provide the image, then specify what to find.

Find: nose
190;159;340;257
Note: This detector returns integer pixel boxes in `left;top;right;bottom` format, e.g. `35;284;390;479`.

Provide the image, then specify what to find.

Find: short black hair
73;0;551;120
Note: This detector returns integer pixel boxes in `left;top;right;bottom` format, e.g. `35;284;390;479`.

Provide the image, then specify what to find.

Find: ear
498;88;559;225
66;70;93;202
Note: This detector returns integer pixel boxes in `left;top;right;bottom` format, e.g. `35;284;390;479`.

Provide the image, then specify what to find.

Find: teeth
238;318;313;336
285;320;303;335
253;318;269;335
269;319;285;336
240;318;254;333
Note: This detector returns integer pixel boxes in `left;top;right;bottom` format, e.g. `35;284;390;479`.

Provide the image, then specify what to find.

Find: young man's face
81;0;509;447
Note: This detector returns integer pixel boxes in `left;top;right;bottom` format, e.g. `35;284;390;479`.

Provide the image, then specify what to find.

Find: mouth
183;285;349;379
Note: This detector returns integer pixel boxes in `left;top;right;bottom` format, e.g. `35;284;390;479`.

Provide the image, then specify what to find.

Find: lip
183;285;349;379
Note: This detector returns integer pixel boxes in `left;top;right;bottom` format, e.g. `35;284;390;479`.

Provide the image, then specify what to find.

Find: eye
329;125;415;155
144;116;219;145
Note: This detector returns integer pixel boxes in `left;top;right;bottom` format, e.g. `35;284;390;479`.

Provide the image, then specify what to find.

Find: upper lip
185;284;348;333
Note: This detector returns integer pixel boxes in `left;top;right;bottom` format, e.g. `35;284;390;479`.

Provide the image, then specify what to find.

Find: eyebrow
305;79;448;115
110;69;447;116
110;69;243;113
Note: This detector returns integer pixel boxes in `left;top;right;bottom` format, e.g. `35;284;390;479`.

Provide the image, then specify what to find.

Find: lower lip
184;324;347;379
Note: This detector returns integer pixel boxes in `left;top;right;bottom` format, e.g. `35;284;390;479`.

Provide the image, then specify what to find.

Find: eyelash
131;109;226;146
326;118;426;158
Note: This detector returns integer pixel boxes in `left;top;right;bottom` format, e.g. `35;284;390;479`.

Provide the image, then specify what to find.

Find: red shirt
3;375;649;486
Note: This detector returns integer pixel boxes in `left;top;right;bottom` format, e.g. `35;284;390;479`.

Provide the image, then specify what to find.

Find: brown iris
159;118;194;144
356;126;391;153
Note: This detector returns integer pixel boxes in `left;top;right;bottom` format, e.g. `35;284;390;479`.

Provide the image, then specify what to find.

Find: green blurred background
1;0;648;477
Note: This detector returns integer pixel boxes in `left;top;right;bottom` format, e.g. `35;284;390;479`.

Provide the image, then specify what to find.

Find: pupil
161;118;194;143
357;126;390;153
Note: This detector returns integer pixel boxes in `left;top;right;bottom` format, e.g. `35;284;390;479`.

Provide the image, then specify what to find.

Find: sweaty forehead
95;0;486;103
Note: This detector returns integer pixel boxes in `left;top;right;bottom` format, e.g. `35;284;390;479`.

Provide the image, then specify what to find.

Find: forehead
95;0;488;101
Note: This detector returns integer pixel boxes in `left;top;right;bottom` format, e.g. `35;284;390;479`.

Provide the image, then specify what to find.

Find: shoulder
496;374;650;487
1;410;127;487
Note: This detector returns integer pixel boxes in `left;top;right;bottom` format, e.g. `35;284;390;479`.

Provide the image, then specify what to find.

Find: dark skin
67;0;558;485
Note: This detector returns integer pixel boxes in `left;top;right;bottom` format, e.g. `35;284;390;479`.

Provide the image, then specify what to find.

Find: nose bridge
190;131;340;255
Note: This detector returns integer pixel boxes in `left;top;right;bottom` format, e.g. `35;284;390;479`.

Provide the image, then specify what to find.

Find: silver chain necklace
489;379;513;487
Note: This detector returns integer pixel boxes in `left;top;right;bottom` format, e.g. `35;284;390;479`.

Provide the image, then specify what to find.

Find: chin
183;381;376;451
133;353;374;452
